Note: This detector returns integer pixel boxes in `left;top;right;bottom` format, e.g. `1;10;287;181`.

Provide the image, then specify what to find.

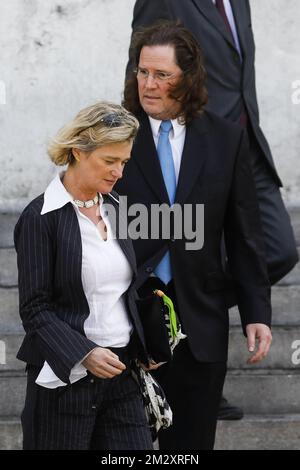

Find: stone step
0;372;26;416
0;288;22;332
1;369;300;417
1;322;299;373
1;283;300;335
1;207;300;250
215;414;300;450
277;248;300;285
0;244;299;291
223;370;300;414
0;418;22;450
229;285;300;326
271;285;300;324
289;206;300;247
0;233;299;291
0;249;17;287
0;212;19;249
0;333;24;371
227;326;300;370
0;414;300;450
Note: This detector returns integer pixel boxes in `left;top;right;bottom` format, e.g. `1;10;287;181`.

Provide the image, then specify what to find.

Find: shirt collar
41;171;104;215
148;116;185;140
41;172;73;215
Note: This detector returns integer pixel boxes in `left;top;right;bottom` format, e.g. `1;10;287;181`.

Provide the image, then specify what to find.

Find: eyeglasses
134;67;179;83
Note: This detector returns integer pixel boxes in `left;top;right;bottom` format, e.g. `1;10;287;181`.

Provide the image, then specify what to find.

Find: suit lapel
133;114;170;204
192;0;236;50
133;113;209;205
103;194;137;276
175;115;209;205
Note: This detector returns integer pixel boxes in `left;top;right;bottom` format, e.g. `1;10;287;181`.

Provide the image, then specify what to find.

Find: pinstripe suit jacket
14;190;148;384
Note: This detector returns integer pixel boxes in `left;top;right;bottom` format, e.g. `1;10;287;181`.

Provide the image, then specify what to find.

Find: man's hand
82;347;126;378
246;323;272;364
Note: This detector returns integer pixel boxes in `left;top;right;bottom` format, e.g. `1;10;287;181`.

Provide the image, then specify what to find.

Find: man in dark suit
116;21;272;450
127;0;299;420
128;0;298;285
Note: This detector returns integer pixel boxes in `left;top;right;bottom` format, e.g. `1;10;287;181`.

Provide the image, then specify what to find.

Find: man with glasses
116;21;272;450
126;0;299;422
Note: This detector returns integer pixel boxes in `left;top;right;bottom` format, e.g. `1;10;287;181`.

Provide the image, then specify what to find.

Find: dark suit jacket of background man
128;0;280;186
116;111;272;362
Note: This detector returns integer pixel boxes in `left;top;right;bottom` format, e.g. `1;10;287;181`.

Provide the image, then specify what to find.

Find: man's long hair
123;20;208;124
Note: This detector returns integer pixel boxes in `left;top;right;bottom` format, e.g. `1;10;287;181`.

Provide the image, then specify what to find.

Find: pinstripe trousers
22;348;153;450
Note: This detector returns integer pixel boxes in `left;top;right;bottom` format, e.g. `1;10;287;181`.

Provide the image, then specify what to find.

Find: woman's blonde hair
48;101;139;166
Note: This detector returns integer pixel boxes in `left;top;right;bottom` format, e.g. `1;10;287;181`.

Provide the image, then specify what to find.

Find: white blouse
36;173;133;388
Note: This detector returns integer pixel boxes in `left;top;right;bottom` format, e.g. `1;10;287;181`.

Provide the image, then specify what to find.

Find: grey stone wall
0;0;299;210
251;0;300;205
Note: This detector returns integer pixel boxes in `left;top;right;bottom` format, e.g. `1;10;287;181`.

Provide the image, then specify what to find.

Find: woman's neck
62;167;97;201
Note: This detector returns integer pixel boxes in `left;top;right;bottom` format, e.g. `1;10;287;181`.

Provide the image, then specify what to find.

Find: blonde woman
14;102;153;450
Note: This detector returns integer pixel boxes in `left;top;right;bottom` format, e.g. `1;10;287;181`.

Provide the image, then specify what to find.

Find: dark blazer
128;0;281;186
116;111;272;362
14;191;148;384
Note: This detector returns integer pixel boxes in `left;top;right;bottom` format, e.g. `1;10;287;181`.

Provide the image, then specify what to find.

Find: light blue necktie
154;120;177;285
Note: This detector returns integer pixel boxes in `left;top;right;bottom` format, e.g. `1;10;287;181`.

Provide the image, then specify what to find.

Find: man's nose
144;74;157;88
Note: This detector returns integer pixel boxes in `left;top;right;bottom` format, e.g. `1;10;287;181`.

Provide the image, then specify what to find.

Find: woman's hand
82;347;126;378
